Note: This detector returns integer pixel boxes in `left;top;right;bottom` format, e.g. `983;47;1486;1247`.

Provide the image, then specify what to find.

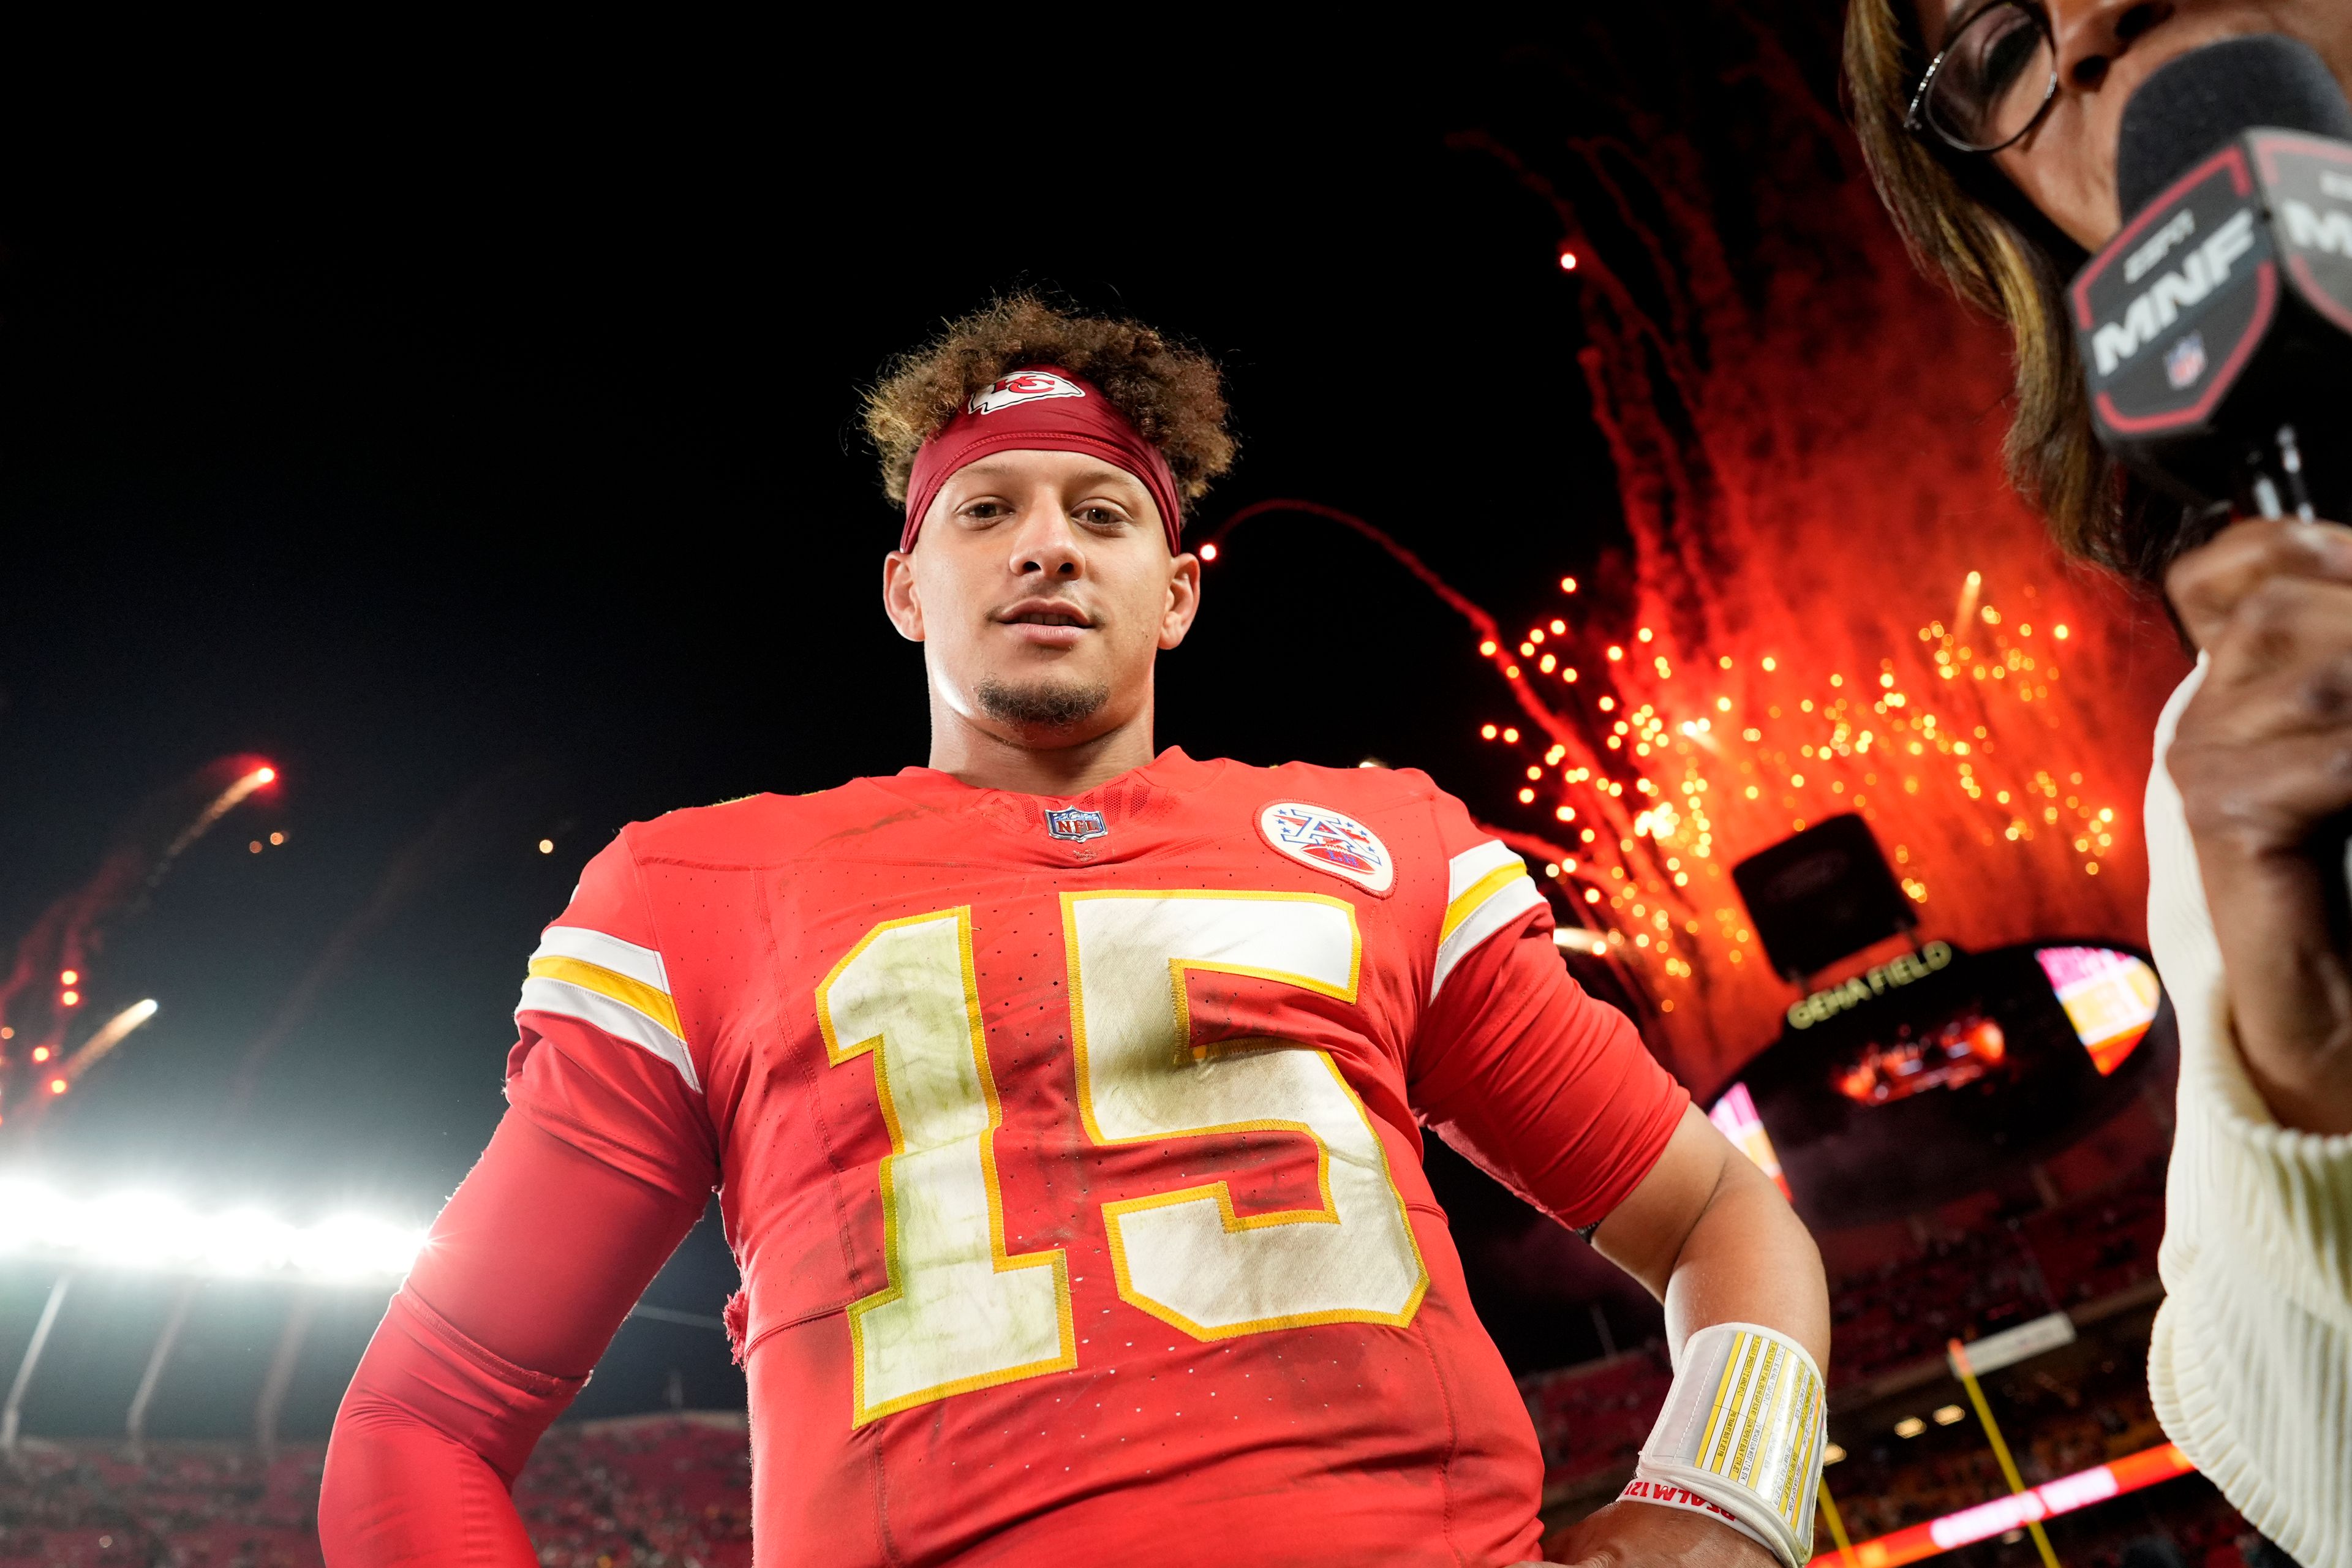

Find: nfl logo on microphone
1044;807;1108;842
2165;331;2206;390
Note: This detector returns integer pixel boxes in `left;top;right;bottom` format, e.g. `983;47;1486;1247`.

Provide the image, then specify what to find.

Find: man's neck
926;699;1159;797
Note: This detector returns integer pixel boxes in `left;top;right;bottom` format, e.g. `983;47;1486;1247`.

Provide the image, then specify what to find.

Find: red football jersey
505;749;1687;1567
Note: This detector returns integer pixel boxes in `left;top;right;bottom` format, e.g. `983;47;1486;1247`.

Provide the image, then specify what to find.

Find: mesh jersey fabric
502;748;1688;1567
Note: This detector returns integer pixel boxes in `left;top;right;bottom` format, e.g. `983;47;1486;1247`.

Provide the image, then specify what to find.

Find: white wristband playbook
1614;1322;1827;1568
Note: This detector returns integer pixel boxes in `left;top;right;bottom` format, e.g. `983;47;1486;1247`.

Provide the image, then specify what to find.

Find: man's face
882;448;1201;750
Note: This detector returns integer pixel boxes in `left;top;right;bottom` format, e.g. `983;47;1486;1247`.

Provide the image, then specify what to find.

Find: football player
320;296;1831;1567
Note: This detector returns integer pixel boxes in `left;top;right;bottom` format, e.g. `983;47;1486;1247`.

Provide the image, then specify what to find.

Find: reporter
1842;4;2352;1562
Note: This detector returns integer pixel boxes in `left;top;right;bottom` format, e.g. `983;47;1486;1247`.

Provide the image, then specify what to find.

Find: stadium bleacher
1519;1161;2171;1497
0;1415;752;1568
0;1162;2214;1563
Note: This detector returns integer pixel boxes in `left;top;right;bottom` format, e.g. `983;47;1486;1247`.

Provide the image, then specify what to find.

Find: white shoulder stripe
1446;839;1523;902
517;975;701;1091
532;924;671;993
1432;876;1546;999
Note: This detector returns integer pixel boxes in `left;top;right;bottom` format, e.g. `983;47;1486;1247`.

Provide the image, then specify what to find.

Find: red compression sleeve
320;1109;707;1565
320;1292;572;1567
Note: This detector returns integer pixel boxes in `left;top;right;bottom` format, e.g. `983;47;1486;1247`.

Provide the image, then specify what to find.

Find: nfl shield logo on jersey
1257;801;1395;895
1043;807;1109;843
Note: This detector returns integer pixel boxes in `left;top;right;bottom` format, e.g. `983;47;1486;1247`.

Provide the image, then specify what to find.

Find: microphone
2081;37;2352;958
2073;35;2352;522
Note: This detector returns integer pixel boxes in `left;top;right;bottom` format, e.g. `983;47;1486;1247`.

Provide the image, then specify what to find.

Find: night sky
0;20;1851;1429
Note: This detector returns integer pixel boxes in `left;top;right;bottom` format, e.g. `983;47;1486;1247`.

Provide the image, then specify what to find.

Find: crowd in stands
2018;1175;2167;1309
1515;1161;2220;1559
0;1161;2212;1564
0;1417;750;1567
1519;1344;1672;1497
1520;1161;2173;1494
1822;1333;2170;1540
1830;1162;2168;1387
1526;1308;2250;1562
0;1443;322;1567
512;1417;752;1568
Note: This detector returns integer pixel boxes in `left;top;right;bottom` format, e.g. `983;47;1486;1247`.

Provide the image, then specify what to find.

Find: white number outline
1063;889;1430;1342
816;908;1076;1426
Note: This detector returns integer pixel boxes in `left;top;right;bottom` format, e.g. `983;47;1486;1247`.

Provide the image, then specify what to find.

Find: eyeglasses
1905;0;2060;155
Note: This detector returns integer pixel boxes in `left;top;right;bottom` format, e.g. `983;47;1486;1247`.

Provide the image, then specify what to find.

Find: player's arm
319;1105;706;1566
1590;1104;1828;1370
324;830;720;1565
1411;829;1826;1568
1557;1107;1829;1568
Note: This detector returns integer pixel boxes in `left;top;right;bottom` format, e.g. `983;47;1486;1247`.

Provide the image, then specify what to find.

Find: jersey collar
885;745;1221;804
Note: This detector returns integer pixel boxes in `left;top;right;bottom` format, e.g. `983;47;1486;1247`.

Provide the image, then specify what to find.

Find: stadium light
1807;1442;2196;1567
0;1180;424;1283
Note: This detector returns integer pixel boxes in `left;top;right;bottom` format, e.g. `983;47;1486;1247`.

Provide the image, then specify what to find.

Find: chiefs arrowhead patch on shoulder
1257;801;1395;896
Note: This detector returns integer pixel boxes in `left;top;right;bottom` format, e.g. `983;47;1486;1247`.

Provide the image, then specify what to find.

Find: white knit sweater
2144;657;2352;1567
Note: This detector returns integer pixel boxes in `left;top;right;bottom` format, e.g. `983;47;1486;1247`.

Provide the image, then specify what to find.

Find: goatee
974;677;1112;731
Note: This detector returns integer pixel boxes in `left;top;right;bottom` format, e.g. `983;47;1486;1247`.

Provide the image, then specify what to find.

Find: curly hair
863;294;1237;516
1845;0;2184;584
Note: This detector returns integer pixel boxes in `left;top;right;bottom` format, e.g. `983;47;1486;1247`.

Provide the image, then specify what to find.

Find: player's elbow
319;1403;540;1567
318;1391;405;1555
320;1306;557;1566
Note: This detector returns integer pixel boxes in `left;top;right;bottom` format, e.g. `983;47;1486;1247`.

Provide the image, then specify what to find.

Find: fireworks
159;761;279;867
1211;489;2163;1085
1209;42;2182;1087
0;757;278;1124
53;999;160;1090
1463;575;2130;972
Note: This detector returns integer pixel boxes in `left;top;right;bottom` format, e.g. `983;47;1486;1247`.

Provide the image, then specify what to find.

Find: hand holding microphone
2076;36;2352;1136
2163;517;2352;1136
2074;34;2352;523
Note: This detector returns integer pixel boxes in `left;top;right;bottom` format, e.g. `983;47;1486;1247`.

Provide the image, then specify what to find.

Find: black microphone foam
2116;34;2352;215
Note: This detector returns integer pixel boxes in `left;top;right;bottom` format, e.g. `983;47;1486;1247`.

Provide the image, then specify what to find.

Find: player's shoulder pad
1254;760;1445;816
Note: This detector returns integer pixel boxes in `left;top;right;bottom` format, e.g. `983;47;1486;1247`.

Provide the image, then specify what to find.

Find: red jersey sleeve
1407;791;1689;1232
506;829;719;1204
322;1111;706;1565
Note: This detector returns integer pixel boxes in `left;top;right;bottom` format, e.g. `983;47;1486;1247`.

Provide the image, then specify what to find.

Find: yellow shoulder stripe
1441;862;1528;942
527;954;684;1039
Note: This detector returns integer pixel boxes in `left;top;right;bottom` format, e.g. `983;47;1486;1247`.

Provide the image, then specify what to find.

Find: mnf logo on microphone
2074;130;2352;465
2089;208;2258;378
2073;146;2275;432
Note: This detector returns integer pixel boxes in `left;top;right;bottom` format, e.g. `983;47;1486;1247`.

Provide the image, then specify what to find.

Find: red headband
901;367;1184;556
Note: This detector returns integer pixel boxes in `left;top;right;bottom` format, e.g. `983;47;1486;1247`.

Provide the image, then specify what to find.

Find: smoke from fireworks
0;757;276;1114
1210;18;2185;1089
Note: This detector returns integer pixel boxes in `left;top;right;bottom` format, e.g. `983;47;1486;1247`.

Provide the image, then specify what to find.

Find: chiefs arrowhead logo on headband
902;365;1185;557
969;370;1087;415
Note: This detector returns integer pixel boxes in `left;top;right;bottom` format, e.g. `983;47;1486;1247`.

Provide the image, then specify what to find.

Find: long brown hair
1844;0;2182;582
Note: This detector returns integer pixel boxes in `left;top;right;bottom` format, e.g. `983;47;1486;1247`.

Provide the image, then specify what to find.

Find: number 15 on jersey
816;892;1428;1426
